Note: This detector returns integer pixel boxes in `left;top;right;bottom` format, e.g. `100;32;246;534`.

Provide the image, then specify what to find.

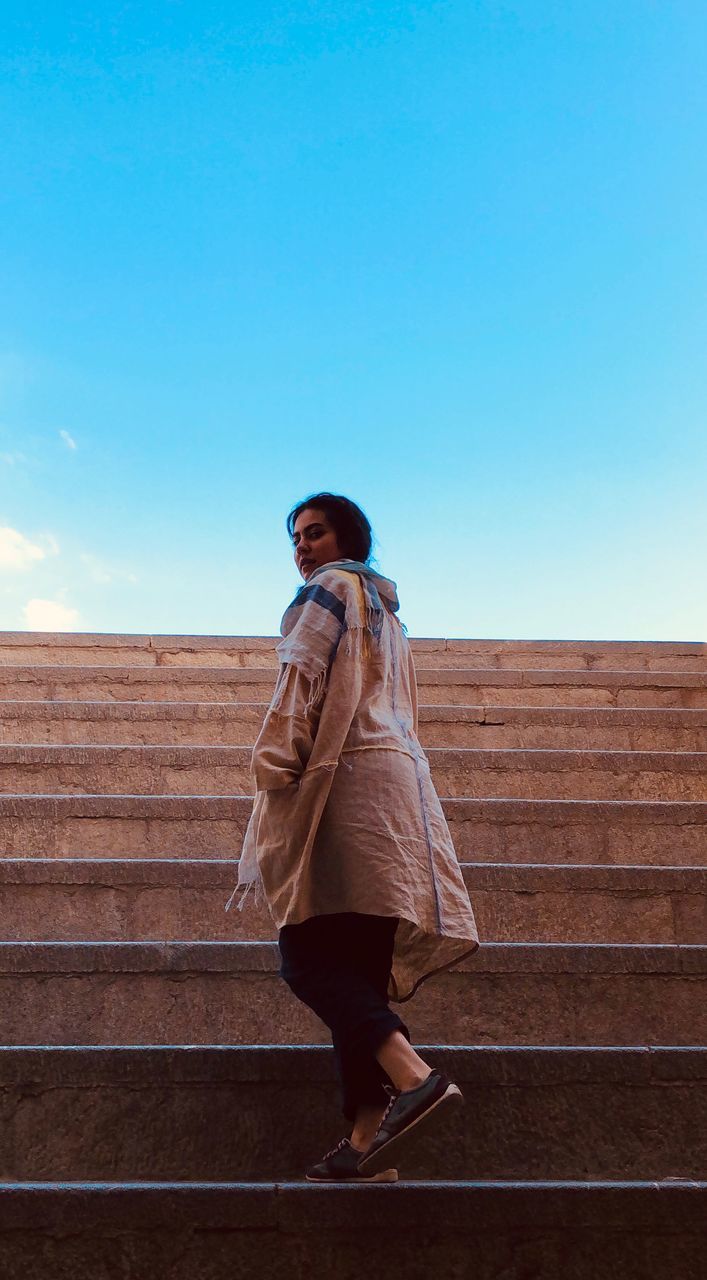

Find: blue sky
1;1;705;640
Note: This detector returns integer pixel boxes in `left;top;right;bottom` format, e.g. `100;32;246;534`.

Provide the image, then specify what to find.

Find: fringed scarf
224;559;400;915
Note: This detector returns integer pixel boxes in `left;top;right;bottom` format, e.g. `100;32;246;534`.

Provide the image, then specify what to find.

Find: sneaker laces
322;1136;350;1162
380;1083;401;1126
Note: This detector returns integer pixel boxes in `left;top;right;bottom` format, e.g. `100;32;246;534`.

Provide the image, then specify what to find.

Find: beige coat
235;567;479;1002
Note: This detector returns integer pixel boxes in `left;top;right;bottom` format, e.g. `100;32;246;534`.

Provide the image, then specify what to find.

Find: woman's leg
374;1030;434;1091
330;916;432;1149
328;915;403;1147
348;1031;435;1148
278;912;417;1135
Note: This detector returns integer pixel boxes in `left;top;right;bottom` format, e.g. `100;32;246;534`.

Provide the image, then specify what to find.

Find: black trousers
278;911;412;1124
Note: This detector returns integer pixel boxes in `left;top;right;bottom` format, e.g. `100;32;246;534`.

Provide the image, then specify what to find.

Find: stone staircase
0;630;705;1278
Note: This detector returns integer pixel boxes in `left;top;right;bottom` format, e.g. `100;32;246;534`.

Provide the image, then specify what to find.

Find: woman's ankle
394;1065;433;1092
349;1137;371;1153
374;1030;434;1092
351;1103;387;1149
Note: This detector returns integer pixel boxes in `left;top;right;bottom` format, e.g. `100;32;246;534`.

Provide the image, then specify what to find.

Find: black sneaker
355;1069;463;1176
305;1136;398;1183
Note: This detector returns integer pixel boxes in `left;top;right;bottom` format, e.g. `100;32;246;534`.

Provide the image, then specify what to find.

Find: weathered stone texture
0;629;705;1276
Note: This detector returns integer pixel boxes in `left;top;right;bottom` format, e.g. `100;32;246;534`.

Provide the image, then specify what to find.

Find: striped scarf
276;559;400;701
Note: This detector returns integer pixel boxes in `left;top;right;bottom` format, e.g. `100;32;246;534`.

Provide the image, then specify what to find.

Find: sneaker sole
356;1083;464;1175
305;1168;399;1183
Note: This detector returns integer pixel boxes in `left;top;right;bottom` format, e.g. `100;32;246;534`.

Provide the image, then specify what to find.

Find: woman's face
292;507;343;580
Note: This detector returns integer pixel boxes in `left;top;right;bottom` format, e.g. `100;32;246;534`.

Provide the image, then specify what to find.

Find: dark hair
286;492;374;563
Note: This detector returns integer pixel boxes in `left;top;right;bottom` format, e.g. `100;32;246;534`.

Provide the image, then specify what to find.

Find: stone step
0;941;704;1045
2;665;706;707
1;629;705;672
420;705;707;750
1;858;704;945
0;744;704;801
1;794;705;864
1;1045;705;1182
2;700;707;751
1;1180;705;1280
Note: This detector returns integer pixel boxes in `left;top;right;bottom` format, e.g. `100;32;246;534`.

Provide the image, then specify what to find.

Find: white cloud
22;597;81;631
0;451;27;466
59;429;77;451
0;526;46;571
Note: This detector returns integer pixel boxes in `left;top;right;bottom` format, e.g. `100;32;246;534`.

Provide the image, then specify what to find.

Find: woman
225;492;479;1182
